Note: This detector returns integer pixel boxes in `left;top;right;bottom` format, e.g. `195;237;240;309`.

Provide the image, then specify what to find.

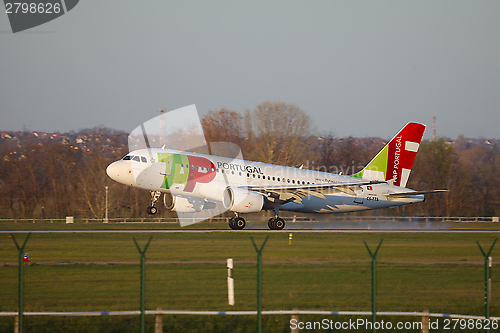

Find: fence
1;310;499;333
3;232;498;333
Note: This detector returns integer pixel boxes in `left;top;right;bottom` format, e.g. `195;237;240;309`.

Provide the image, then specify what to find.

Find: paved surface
1;228;499;233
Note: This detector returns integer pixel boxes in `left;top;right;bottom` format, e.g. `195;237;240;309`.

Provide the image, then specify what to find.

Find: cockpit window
141;156;147;163
132;156;140;162
122;155;132;160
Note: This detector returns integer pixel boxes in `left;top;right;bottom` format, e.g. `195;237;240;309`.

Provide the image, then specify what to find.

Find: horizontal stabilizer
384;189;448;198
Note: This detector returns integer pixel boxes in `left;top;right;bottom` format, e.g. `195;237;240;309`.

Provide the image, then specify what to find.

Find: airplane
106;122;446;230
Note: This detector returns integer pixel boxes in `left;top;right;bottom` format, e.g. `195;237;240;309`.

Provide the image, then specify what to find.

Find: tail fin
353;122;426;188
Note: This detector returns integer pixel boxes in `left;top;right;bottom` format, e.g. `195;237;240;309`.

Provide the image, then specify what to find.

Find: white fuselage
106;148;424;214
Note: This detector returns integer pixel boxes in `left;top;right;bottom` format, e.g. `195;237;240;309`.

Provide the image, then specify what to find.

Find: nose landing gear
147;191;161;215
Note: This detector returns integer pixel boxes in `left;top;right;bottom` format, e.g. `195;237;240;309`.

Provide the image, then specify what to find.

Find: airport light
104;186;109;223
11;233;31;333
250;235;269;333
364;239;383;333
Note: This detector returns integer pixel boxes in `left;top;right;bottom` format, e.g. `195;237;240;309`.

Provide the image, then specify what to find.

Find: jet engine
224;187;264;213
199;184;265;213
163;193;216;213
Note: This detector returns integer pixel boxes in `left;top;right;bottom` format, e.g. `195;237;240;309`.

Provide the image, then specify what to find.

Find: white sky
1;1;499;139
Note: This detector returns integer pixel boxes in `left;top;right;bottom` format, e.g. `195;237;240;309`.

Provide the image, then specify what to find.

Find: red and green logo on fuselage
157;153;216;192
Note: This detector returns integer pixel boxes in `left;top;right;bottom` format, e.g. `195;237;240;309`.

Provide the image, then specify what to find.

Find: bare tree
202;108;245;145
407;138;470;216
245;101;312;166
459;145;498;215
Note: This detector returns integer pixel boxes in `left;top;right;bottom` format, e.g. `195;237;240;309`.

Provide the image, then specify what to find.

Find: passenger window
292;180;295;184
247;173;250;177
287;179;290;183
239;172;242;176
277;178;280;181
273;177;275;181
253;174;255;178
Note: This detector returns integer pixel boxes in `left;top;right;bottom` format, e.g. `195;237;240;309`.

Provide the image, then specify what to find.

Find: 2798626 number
443;318;498;330
5;2;61;14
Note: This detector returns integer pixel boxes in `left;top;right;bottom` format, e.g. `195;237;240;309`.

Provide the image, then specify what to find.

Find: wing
245;180;384;204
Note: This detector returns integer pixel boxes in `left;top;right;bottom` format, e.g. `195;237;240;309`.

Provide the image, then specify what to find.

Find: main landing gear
268;216;285;230
228;213;246;230
147;191;161;215
267;206;285;230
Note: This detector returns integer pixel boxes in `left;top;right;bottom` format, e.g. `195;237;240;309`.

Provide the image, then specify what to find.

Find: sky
1;1;499;140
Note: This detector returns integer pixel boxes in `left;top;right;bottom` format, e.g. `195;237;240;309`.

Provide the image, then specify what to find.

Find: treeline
0;126;150;219
1;101;499;218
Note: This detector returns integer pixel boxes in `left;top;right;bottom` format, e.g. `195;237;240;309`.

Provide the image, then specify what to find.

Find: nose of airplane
106;161;136;186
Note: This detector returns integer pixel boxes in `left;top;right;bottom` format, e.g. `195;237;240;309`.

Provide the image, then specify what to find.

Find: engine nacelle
224;187;264;213
197;184;265;213
164;193;210;213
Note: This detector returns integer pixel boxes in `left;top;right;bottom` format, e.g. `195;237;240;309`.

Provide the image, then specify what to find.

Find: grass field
1;226;499;332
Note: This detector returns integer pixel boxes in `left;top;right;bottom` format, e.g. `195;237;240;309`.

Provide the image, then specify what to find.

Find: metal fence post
364;239;383;333
477;238;496;332
133;236;153;333
11;233;31;333
250;235;269;333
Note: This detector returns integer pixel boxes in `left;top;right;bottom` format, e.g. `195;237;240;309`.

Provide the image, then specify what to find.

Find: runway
1;228;498;233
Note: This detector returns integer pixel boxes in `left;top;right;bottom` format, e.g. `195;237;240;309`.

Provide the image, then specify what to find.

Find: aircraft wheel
268;218;276;230
228;218;237;230
234;217;246;230
275;218;285;230
147;206;157;215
